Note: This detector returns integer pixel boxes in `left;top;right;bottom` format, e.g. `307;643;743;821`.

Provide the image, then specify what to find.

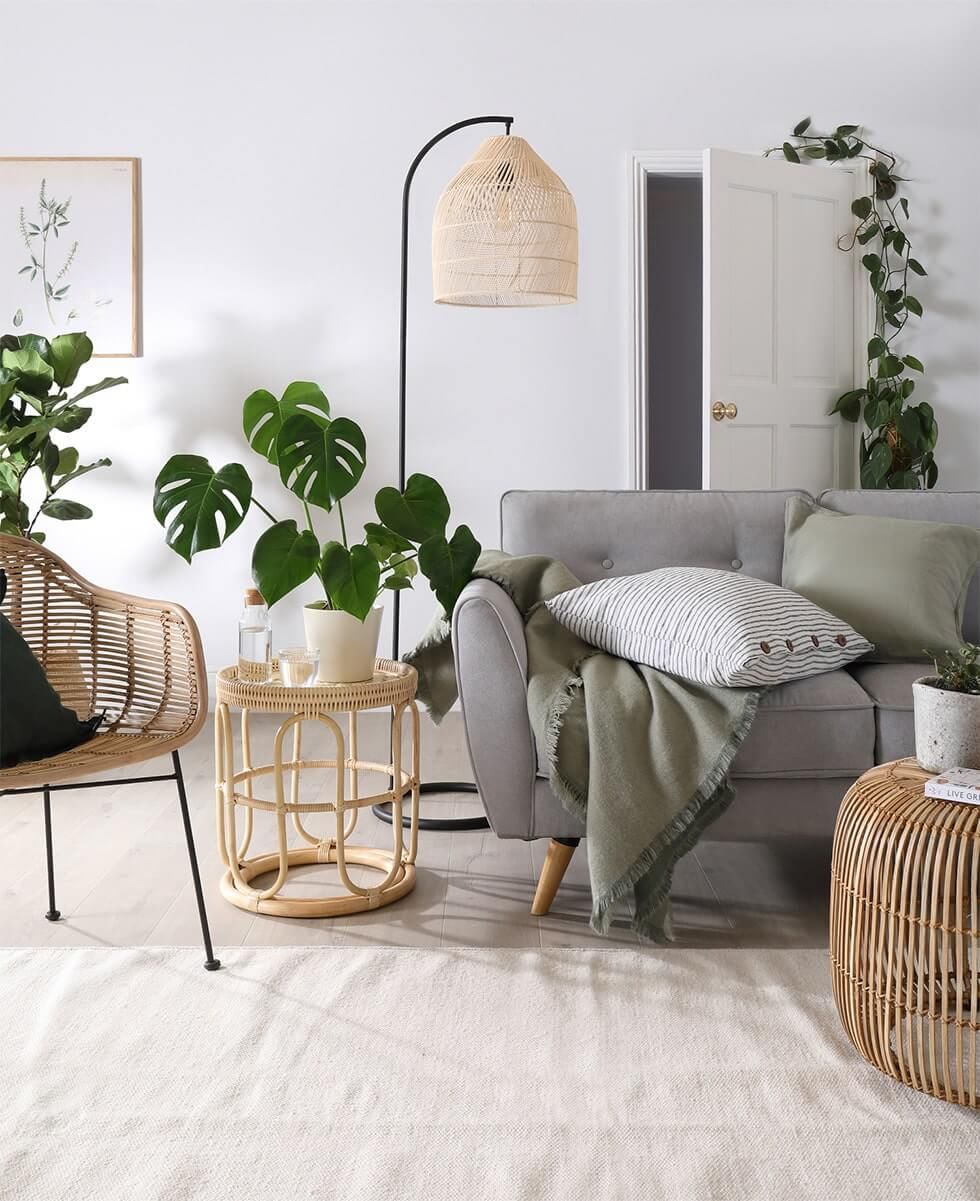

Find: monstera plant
153;381;480;622
0;331;125;542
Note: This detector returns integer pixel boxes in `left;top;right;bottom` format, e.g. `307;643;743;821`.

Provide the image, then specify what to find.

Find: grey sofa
451;489;980;913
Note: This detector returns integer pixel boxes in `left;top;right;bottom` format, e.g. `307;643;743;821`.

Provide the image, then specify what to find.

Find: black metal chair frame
1;750;220;971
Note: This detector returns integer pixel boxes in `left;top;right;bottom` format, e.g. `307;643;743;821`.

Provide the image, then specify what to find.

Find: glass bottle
238;588;272;683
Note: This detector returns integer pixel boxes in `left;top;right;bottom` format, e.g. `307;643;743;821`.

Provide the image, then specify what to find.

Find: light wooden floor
1;713;831;952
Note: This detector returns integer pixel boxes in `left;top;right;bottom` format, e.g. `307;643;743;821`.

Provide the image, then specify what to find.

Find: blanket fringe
589;686;761;941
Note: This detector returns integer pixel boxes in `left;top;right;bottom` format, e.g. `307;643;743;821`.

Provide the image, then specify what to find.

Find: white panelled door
703;149;858;492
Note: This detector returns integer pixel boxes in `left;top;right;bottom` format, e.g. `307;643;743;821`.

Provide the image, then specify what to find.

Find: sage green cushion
782;497;980;660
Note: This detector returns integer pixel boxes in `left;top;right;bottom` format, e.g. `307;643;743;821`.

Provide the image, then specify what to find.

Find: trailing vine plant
765;119;937;489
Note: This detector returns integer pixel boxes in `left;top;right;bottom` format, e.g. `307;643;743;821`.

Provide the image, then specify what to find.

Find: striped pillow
545;566;873;687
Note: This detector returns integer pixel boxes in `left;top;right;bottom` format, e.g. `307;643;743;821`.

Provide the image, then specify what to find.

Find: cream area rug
1;947;976;1201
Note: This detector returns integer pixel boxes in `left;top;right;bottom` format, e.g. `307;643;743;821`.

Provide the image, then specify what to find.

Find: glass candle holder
278;648;319;688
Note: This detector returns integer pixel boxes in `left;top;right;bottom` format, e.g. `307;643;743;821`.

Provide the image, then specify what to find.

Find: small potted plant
153;381;479;682
914;644;980;772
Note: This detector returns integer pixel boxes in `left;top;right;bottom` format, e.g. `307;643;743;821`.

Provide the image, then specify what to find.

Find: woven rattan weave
0;535;206;790
215;660;421;918
0;534;219;968
830;758;980;1107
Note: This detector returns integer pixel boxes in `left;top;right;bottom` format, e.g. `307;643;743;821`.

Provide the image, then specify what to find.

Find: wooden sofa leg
531;838;580;916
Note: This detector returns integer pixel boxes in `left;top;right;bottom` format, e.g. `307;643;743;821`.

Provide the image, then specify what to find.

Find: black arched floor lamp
374;116;578;832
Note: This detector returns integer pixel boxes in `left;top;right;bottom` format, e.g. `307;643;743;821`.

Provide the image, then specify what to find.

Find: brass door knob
711;402;738;422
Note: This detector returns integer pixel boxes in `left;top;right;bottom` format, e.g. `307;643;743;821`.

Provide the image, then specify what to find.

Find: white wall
7;0;978;668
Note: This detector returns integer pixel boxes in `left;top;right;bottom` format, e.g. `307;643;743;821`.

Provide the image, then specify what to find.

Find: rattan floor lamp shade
375;114;578;835
432;135;578;306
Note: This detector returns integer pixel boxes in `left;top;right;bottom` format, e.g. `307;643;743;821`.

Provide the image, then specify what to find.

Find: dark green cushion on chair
0;569;102;769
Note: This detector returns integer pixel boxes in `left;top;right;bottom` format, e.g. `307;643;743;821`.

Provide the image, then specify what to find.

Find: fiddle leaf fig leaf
0;461;19;494
68;376;127;403
276;413;365;511
418;523;481;617
251;519;319;606
1;347;54;397
47;332;93;388
40;497;92;521
54;406;91;433
319;541;380;620
374;473;450;543
153;454;252;563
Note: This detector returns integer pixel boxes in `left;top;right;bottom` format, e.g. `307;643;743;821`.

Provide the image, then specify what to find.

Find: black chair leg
42;786;60;921
172;751;221;971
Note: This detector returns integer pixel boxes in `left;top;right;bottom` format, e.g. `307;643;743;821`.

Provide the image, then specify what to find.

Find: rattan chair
0;534;219;970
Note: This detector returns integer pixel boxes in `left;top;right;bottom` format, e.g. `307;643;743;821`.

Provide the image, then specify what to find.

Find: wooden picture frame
0;156;140;357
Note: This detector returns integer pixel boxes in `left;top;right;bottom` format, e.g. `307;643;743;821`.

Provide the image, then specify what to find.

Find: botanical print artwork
0;158;138;356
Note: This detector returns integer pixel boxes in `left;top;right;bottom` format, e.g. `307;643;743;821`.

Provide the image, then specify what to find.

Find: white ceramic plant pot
303;605;383;684
913;676;980;773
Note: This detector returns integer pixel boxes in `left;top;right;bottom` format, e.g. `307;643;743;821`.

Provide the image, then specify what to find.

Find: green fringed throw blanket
407;552;761;942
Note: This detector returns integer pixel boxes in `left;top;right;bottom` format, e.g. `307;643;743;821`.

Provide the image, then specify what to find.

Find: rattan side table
214;658;420;918
830;758;979;1108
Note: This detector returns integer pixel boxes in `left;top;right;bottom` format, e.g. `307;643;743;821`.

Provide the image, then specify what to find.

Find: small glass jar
278;647;319;688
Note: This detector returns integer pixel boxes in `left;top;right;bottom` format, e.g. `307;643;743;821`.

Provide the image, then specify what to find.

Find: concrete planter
303;605;382;683
913;676;980;773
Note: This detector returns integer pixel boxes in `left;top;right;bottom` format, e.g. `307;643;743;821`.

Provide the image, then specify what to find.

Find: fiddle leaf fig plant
153;381;481;621
0;330;125;542
766;120;937;490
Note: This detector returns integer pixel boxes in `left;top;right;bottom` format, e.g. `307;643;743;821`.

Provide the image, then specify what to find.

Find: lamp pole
376;115;513;833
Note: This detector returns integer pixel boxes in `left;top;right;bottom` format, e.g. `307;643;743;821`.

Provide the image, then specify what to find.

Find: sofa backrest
500;490;809;587
500;487;980;644
819;490;980;645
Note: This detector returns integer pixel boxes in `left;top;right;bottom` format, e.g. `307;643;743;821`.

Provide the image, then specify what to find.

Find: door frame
628;149;872;490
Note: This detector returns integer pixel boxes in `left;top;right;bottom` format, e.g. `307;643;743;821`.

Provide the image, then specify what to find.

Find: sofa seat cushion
732;669;875;778
846;662;922;764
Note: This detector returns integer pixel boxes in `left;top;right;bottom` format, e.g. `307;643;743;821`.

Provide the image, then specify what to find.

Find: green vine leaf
904;295;923;317
907;258;927;276
793;117;811;136
867;337;888;359
903;355;924;373
782;143;800;164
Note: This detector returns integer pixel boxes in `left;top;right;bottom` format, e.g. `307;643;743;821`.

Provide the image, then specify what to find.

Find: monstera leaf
251;519;320;606
319;541;381;620
374;473;449;543
418;524;481;617
153;455;252;563
243;380;330;464
276;414;365;511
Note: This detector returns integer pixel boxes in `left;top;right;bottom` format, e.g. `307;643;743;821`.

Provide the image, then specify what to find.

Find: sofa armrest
451;580;538;837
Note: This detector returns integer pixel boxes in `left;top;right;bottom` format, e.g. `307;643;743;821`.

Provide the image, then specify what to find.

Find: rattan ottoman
214;658;420;918
830;758;979;1107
